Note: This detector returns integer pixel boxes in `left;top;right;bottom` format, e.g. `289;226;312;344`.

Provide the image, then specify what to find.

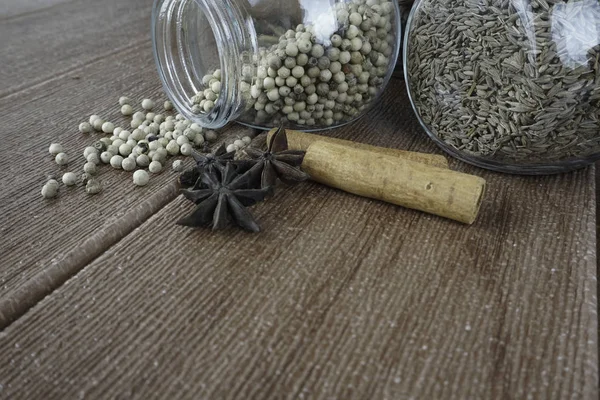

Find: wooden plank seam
0;182;180;330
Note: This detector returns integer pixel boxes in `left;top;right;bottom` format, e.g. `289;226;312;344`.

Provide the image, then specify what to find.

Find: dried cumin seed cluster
407;0;600;163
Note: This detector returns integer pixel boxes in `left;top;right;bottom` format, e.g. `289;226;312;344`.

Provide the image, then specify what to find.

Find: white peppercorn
131;119;142;129
92;118;104;131
226;144;237;153
158;138;169;148
130;129;144;141
289;66;303;79
331;34;343;47
99;151;111;164
296;53;309;66
119;96;133;106
277;67;291;79
122;157;136;171
181;128;193;140
164;100;174;111
142;99;155;110
86;152;100;165
204;90;217;101
279;86;292;97
49;143;63;156
180;143;192;156
85;179;102;195
119;143;132;157
149;161;163;174
172;160;185;172
110;155;124;169
136;154;150;167
41;182;58;199
45;179;59;190
285;42;299;57
131;170;149;187
311;44;325;58
89;115;101;124
267;88;280;102
83;162;97;175
193;134;205;147
307;66;320;78
210;81;221;93
166;141;180;156
61;172;77;186
274;76;284;87
176;136;190;147
203;100;215;112
297;39;312;53
121;104;134;116
320;70;333;82
242;136;252;145
148;141;160;152
264;77;276;90
233;139;245;149
154;148;168;161
117;130;130;141
349;12;362;26
79;122;92;134
55;153;69;166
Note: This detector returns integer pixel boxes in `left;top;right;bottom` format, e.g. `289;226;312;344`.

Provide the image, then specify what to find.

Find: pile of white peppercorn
42;96;254;199
190;0;396;128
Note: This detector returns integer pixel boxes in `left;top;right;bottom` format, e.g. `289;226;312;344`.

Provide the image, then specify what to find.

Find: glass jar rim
152;0;244;129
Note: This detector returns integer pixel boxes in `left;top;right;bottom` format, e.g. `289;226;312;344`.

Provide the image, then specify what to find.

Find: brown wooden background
0;0;597;398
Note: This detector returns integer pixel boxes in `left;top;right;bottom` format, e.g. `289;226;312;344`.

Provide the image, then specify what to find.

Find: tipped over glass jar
405;0;600;174
153;0;401;132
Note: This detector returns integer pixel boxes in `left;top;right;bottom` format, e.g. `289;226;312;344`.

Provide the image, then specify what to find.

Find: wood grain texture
0;0;74;20
0;0;597;397
0;84;597;399
0;0;153;98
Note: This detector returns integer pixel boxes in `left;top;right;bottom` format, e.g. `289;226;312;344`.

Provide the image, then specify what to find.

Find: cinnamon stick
301;141;486;224
267;128;449;169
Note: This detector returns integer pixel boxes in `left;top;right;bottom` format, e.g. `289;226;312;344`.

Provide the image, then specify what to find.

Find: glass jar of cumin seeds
152;0;401;132
405;0;600;174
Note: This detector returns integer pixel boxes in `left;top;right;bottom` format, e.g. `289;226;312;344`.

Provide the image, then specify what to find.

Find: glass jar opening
154;0;403;132
153;0;234;128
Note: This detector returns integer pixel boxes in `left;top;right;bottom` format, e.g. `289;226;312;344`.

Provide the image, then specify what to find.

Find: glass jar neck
152;0;254;129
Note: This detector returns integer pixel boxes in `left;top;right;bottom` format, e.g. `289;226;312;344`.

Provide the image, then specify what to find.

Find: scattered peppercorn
41;181;59;199
172;160;185;172
85;179;103;195
62;172;78;186
149;160;163;174
142;99;155;110
133;170;150;186
79;122;92;133
49;143;63;156
55;152;69;166
83;162;97;175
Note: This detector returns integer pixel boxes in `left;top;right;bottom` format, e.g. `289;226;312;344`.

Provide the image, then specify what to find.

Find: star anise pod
239;126;310;189
192;143;235;174
178;144;236;188
177;163;273;232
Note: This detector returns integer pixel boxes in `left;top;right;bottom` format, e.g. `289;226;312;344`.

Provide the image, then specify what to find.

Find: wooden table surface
0;0;597;399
